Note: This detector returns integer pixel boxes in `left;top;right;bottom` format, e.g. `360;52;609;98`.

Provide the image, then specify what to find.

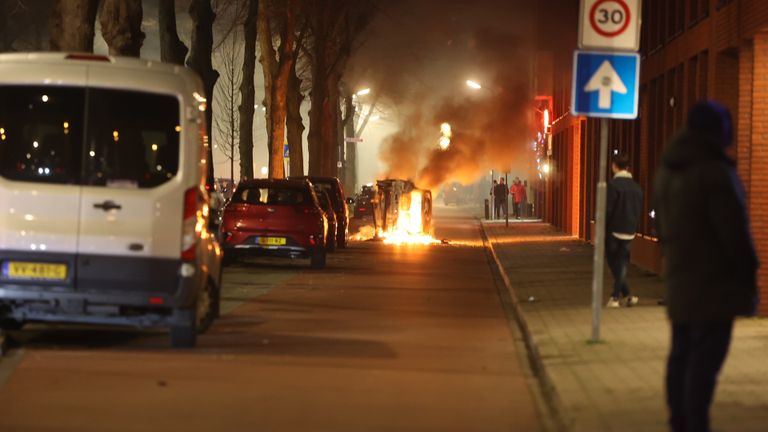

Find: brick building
535;0;768;314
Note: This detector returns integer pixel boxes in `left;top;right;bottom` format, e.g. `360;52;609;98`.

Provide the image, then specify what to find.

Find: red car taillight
182;187;201;261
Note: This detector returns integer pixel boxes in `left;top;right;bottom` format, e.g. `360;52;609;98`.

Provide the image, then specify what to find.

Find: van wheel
196;278;217;334
310;247;327;269
170;309;196;348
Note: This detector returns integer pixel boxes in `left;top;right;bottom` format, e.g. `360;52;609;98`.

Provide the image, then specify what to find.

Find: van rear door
0;83;87;289
76;88;184;294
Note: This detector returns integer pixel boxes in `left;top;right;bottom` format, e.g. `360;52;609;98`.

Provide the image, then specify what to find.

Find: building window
689;0;709;27
716;0;736;10
699;50;709;100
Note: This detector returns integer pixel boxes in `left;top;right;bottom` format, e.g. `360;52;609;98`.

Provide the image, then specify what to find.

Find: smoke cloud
348;1;536;190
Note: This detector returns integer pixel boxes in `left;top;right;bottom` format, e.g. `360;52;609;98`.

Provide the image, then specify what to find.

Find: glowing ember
380;190;440;245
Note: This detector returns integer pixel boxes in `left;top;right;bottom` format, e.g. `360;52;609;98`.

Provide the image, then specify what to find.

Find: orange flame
381;190;439;245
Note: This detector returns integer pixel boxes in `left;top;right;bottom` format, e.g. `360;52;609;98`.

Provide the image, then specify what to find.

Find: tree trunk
99;0;144;57
187;0;219;186
320;71;341;176
343;92;357;194
237;0;258;181
286;60;304;177
257;0;275;167
268;3;297;180
307;44;328;176
159;0;188;64
49;0;99;52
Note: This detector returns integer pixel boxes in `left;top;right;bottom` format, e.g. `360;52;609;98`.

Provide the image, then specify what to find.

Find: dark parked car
289;176;349;248
354;185;375;218
314;188;338;252
220;179;328;268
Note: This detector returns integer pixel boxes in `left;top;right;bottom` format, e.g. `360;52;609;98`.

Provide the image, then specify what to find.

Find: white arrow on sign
584;60;627;109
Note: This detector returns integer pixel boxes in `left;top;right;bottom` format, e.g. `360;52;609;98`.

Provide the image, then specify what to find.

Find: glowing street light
439;122;452;150
356;88;371;96
260;166;268;176
466;80;482;90
439;136;451;150
541;162;551;175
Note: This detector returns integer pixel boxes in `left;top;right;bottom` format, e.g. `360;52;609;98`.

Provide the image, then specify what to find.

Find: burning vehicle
371;179;435;244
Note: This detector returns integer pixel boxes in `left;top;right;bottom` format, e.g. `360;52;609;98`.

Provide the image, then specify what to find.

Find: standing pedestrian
498;177;509;218
490;179;499;219
654;101;758;432
510;177;527;220
605;154;643;308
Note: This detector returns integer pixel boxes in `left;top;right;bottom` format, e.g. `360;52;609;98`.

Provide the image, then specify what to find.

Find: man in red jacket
510;177;527;220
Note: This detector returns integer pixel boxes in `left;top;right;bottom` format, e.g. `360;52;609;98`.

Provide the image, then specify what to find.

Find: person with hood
605;154;643;308
654;101;758;432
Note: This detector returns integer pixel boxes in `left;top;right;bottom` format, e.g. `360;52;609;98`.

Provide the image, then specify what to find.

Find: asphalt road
0;206;542;432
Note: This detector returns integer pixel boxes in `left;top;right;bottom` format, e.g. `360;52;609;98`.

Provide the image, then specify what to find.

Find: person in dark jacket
654;101;758;432
605;154;643;307
491;179;500;219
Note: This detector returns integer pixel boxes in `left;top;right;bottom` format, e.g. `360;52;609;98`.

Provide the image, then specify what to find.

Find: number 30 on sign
579;0;641;51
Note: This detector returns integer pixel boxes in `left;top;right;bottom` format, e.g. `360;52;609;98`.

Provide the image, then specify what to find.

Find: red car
220;179;328;268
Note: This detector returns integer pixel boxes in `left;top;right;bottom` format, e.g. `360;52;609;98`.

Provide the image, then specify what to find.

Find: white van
0;53;222;348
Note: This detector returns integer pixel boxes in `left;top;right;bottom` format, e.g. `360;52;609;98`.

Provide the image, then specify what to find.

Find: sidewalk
484;222;768;432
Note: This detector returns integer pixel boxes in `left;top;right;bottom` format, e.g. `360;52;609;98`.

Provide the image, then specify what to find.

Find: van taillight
182;187;199;261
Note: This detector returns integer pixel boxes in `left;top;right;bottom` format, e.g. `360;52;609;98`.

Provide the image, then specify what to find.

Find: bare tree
214;30;242;181
159;0;188;64
304;0;376;176
187;0;219;185
237;0;258;181
49;0;99;52
99;0;145;57
258;0;300;179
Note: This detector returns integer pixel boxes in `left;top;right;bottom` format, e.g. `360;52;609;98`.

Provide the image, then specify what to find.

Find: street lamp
466;80;482;90
356;88;371;96
260;166;268;177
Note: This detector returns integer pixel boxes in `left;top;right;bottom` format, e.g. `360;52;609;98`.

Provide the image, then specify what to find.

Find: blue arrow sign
283;143;290;159
572;50;640;119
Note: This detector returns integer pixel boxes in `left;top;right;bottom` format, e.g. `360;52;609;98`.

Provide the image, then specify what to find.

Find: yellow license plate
259;237;286;246
5;262;68;281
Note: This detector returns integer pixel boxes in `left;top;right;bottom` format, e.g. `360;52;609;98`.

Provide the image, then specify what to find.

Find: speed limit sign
579;0;641;51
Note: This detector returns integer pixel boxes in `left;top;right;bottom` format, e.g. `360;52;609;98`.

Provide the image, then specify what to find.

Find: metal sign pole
505;172;509;227
591;118;609;343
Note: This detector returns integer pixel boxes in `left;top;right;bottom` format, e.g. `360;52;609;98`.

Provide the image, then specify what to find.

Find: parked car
354;185;375;218
220;179;328;268
289;176;349;248
0;52;222;348
314;188;338;252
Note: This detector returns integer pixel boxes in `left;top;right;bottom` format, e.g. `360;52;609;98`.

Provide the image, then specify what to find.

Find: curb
479;221;569;432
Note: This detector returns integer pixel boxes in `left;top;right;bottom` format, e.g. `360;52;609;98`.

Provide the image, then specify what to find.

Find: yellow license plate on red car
258;237;287;246
5;262;68;281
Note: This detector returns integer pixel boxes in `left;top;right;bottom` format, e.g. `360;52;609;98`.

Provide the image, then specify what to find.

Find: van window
0;86;86;184
85;89;180;188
